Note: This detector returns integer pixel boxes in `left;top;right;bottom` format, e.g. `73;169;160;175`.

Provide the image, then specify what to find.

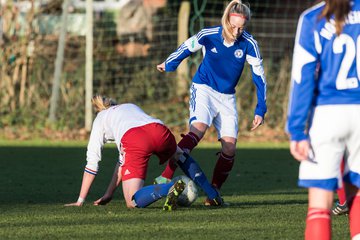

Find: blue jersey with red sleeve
164;26;267;118
287;1;360;141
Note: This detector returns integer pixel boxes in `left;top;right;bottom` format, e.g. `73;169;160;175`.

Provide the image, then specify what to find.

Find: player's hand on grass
157;62;165;72
64;201;83;207
93;195;113;206
251;115;263;131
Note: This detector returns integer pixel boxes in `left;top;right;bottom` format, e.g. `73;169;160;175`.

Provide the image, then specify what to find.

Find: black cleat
332;201;349;216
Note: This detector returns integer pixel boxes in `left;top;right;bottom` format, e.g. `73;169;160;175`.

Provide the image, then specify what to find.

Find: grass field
0;141;350;239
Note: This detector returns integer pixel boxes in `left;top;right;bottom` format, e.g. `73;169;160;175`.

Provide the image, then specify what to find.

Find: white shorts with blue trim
188;83;238;139
298;105;360;191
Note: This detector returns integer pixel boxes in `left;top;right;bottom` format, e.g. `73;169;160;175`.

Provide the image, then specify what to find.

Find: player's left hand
251;115;263;131
64;201;83;207
94;195;113;206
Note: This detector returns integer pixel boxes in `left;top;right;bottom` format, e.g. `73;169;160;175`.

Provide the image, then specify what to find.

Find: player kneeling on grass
65;95;222;210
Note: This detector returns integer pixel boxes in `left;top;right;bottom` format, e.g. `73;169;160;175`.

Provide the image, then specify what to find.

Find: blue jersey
287;1;360;141
164;26;267;118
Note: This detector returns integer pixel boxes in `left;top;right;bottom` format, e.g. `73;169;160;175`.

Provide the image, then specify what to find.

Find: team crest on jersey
234;49;243;58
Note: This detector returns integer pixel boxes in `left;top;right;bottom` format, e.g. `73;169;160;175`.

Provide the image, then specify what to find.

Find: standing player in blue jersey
155;0;267;205
287;0;360;239
65;95;223;210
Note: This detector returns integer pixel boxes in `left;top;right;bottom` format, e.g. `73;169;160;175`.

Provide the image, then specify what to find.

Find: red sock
336;187;346;204
337;160;347;205
305;208;331;240
350;195;360;239
211;152;235;189
161;132;200;179
161;160;178;179
178;132;200;153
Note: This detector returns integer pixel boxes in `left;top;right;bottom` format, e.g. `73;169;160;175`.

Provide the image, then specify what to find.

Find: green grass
0;142;349;239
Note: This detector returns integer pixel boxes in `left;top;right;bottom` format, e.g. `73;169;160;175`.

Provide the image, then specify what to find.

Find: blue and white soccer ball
173;175;198;207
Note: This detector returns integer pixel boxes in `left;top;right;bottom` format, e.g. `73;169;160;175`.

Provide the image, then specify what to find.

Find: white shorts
298;105;360;190
188;83;238;139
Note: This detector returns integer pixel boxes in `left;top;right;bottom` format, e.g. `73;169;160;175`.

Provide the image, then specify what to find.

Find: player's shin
211;152;235;189
131;182;173;208
176;152;219;200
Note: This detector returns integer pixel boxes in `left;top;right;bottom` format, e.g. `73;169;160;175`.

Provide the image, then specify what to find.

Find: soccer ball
172;175;198;207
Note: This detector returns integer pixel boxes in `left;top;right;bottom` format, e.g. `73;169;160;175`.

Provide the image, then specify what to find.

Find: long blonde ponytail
91;95;117;112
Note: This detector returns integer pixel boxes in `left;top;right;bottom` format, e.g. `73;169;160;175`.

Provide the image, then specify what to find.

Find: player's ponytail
91;94;117;112
221;0;251;43
321;0;350;35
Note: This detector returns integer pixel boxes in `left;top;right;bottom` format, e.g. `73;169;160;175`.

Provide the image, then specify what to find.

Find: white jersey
85;103;163;175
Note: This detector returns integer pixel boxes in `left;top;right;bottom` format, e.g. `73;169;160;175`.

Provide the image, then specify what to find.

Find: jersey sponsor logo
234;49;243;58
211;47;218;53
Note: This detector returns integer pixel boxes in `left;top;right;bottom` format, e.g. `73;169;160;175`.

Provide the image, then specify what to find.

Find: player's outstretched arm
65;171;96;206
94;163;122;206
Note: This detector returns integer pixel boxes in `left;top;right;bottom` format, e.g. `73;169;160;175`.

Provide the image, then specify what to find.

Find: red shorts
120;123;177;181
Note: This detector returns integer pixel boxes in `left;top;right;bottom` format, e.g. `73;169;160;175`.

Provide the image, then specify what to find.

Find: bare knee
190;123;207;139
221;143;236;156
220;137;236;155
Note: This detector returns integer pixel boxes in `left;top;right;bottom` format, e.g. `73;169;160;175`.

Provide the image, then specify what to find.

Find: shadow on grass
0;146;300;205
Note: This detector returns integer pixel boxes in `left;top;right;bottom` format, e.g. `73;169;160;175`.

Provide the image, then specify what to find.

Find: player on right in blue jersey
287;0;360;239
156;0;267;205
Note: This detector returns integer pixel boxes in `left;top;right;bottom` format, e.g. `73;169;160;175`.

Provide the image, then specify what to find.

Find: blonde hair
321;0;350;35
221;0;251;43
91;95;117;112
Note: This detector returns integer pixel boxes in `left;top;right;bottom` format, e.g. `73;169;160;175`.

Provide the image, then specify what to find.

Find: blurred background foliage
0;0;316;141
